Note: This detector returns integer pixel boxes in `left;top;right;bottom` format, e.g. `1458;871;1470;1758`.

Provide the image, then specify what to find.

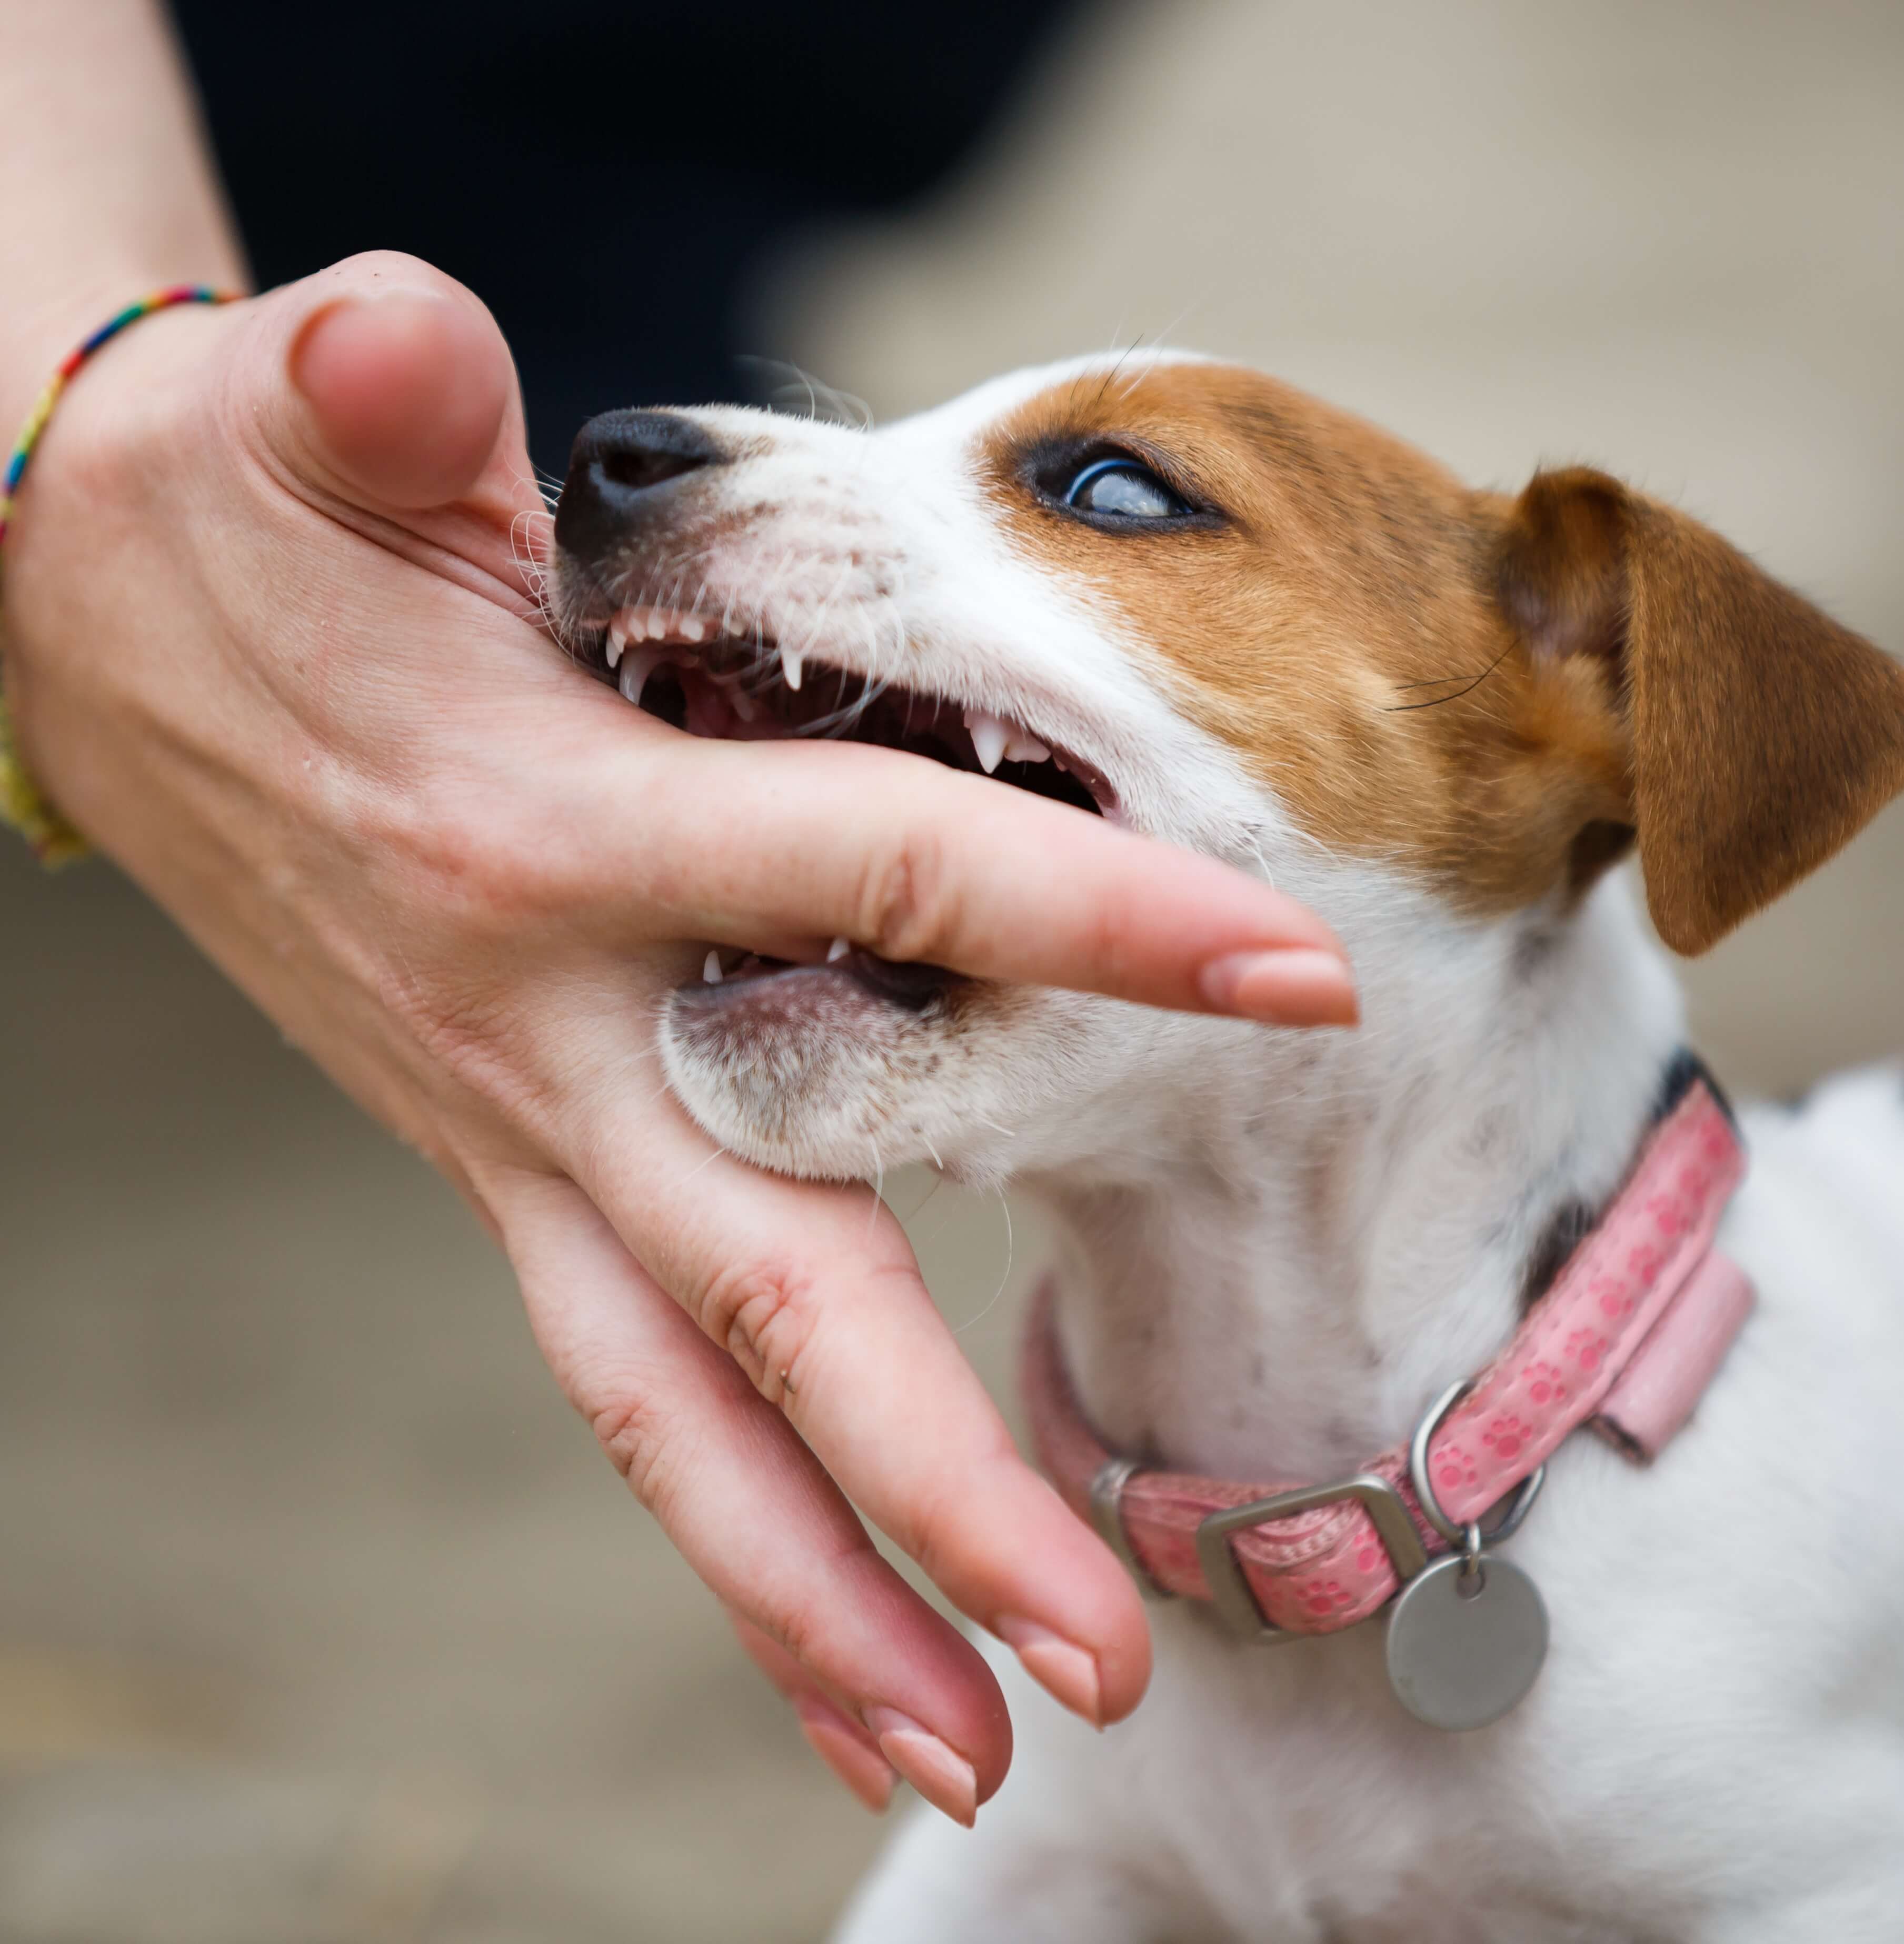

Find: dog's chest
1092;1614;1624;1942
1008;1100;1904;1939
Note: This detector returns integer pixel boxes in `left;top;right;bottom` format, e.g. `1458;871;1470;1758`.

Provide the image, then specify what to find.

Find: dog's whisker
864;1139;885;1240
951;1191;1015;1338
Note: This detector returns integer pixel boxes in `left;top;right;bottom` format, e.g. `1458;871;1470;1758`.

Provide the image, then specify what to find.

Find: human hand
0;252;1354;1822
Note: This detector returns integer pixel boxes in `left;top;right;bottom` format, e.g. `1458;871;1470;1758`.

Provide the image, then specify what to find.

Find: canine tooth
964;709;1009;775
782;645;804;691
619;646;662;706
702;950;723;984
827;935;850;962
606;622;627;670
1003;733;1051;764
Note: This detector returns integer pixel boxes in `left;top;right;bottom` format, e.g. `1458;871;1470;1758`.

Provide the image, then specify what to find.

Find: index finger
578;726;1359;1026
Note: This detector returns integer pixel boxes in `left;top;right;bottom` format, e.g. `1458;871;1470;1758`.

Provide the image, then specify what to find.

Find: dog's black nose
554;408;727;564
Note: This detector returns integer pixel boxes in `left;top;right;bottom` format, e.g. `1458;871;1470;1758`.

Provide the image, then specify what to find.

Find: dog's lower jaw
657;973;1137;1192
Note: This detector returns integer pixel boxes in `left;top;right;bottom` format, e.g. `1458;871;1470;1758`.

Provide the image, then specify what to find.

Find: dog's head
550;356;1904;1185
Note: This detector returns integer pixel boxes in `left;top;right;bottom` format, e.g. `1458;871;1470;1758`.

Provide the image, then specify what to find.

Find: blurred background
4;2;1902;1937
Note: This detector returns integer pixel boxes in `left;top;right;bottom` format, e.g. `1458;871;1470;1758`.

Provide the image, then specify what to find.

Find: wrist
1;278;244;863
0;261;249;442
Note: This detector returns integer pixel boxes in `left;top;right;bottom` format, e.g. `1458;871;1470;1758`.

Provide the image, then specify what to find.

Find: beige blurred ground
4;3;1902;1938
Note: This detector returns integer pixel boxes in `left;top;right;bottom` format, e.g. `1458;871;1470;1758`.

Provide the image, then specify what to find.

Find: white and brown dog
550;356;1904;1943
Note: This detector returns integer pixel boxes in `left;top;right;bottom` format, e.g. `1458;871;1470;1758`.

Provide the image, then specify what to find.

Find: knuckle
858;826;959;965
413;795;551;921
586;1387;682;1517
757;1596;829;1677
455;823;553;924
379;777;590;938
696;1256;821;1402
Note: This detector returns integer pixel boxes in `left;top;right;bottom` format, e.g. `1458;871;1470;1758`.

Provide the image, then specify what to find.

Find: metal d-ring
1408;1379;1545;1551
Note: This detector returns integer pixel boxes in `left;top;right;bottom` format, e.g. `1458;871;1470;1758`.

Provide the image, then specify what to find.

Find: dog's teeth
1003;733;1051;764
605;622;627;670
646;611;671;641
619;646;662;707
782;646;804;691
964;709;1009;775
827;935;851;963
679;614;709;643
729;686;759;722
702;950;723;984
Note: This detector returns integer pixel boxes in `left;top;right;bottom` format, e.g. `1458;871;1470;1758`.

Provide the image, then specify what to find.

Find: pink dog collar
1024;1070;1755;1669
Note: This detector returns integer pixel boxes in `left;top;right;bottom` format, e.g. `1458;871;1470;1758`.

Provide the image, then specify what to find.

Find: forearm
0;0;247;427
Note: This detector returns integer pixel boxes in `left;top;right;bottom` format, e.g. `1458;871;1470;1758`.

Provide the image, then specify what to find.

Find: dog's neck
1028;872;1687;1484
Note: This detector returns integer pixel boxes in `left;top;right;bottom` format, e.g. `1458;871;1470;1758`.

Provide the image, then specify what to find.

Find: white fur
633;359;1904;1941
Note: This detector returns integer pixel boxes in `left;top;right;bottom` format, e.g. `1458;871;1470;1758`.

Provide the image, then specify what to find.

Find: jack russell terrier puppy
550;355;1904;1943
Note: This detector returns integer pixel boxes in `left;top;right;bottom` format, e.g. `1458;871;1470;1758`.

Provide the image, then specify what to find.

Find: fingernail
793;1693;896;1815
994;1616;1103;1726
1200;948;1359;1026
862;1707;978;1827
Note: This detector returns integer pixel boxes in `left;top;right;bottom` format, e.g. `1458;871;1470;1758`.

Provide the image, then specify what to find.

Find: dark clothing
170;0;1078;472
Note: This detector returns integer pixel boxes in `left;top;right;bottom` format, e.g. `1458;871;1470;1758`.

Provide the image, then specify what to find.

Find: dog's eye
1063;458;1187;520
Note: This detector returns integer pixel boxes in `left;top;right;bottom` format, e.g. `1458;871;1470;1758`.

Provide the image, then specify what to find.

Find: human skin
0;1;1356;1822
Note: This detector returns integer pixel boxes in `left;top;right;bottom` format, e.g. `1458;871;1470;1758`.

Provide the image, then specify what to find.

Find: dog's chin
659;956;1061;1185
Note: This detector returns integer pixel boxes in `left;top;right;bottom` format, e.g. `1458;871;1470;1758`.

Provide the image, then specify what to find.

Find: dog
549;355;1904;1942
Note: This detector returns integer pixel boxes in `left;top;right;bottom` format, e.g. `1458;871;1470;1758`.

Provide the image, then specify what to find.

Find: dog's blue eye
1064;458;1185;520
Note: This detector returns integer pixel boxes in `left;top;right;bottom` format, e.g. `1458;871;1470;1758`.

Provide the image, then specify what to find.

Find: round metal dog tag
1385;1553;1548;1731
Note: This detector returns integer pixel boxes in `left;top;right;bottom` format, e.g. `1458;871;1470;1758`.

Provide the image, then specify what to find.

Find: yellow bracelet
0;653;87;867
0;284;239;866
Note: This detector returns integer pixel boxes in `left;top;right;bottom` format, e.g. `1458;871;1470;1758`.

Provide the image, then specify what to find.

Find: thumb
241;250;544;603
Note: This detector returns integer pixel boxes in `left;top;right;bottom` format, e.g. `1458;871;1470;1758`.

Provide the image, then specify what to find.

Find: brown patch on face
984;362;1632;917
986;362;1904;944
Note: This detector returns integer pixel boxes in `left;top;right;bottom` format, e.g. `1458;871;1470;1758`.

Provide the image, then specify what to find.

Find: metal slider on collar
1192;1474;1429;1643
1086;1456;1176;1602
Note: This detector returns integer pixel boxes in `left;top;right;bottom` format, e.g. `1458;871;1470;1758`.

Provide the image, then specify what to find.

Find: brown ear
1495;466;1904;954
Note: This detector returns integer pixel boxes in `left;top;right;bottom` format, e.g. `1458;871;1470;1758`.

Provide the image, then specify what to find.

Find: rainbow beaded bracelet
0;284;238;864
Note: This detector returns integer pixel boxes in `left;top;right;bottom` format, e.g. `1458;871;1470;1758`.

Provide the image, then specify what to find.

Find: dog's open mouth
587;602;1118;1014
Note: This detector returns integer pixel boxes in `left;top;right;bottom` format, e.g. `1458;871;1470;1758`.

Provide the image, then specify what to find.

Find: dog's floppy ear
1494;465;1904;954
